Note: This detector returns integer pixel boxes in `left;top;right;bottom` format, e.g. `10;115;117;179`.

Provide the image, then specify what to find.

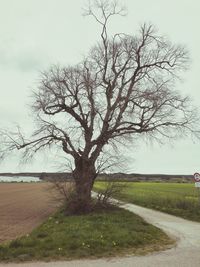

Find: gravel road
1;201;200;267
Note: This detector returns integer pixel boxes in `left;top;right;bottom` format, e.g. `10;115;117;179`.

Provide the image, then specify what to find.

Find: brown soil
0;183;58;243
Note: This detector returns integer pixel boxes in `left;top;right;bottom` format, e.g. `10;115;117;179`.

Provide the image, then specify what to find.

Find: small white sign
195;182;200;188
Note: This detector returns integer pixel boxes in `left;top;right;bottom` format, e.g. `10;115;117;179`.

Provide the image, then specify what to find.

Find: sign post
194;173;200;186
193;173;200;204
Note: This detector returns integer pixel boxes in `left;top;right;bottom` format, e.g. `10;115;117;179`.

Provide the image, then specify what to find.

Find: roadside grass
0;206;173;262
94;182;200;222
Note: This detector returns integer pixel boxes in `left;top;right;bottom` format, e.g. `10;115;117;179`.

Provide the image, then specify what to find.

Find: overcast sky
0;0;200;174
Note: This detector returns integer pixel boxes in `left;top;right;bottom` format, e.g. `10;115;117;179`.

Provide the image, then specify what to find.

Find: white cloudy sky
0;0;200;174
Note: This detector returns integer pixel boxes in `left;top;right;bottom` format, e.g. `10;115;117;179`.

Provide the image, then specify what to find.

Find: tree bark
72;157;96;213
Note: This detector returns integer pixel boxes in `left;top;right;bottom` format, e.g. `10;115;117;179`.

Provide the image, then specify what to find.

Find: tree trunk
72;157;96;214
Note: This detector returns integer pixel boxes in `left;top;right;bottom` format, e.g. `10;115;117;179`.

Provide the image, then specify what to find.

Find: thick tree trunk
72;157;96;213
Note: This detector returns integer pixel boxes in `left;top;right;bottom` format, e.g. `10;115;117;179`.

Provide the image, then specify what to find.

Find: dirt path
1;200;200;267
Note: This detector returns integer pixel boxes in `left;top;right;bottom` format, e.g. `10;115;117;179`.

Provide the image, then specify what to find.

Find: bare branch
0;1;199;213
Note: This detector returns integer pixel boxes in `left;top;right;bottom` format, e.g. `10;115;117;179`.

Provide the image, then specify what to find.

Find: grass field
0;182;173;262
94;182;200;222
0;207;173;262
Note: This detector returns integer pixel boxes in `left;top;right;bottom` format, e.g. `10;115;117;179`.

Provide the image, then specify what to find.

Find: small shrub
95;181;128;207
9;240;22;248
36;232;48;238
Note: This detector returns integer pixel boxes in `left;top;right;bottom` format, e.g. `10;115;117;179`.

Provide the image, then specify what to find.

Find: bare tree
0;0;198;213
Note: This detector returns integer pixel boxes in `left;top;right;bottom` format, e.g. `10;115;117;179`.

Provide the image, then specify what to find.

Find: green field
0;207;172;262
94;182;200;222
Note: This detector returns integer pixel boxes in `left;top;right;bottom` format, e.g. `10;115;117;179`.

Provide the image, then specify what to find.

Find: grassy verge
94;182;200;222
0;206;173;262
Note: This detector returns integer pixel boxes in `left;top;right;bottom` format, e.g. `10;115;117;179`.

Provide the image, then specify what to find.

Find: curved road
1;201;200;267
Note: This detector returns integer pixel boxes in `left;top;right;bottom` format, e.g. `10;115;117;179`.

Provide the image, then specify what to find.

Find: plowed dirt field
0;183;58;243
